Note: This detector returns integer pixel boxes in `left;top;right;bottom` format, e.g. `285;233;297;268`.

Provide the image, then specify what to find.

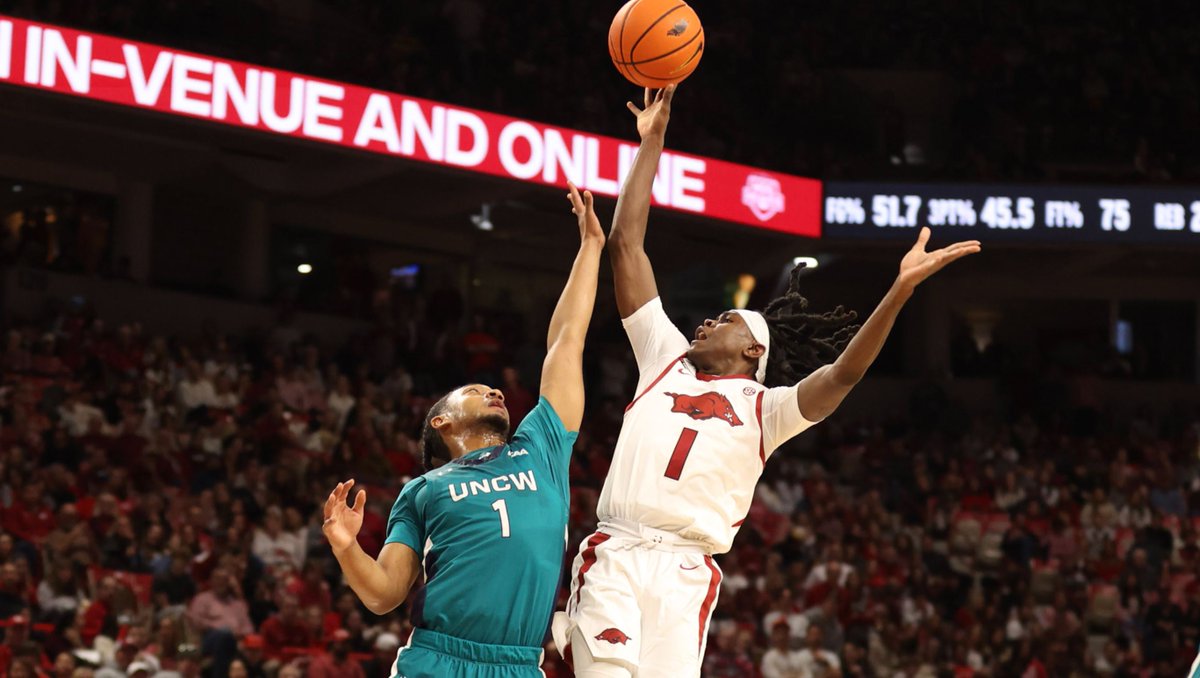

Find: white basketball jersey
596;298;818;554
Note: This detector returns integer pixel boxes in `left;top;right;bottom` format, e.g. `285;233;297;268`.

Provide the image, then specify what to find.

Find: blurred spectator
307;629;365;678
462;314;500;382
0;614;34;673
499;367;535;427
703;625;756;677
251;507;304;573
35;562;82;622
326;376;356;433
232;633;268;678
177;361;217;412
362;632;401;678
761;621;805;678
152;550;197;611
0;563;30;619
186;567;253;674
797;626;841;678
763;589;808;642
259;594;312;652
79;577;118;646
94;640;139;678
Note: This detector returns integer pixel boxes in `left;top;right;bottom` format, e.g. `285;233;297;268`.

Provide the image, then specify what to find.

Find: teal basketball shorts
392;628;546;678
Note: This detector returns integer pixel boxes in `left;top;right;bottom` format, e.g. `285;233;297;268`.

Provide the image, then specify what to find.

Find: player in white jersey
553;85;982;678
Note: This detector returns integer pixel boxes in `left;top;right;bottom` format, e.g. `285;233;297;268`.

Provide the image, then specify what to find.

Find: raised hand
567;182;604;245
323;479;366;554
626;84;676;140
897;227;981;292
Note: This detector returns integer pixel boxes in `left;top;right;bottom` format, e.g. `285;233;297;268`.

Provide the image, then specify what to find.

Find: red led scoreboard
0;14;823;238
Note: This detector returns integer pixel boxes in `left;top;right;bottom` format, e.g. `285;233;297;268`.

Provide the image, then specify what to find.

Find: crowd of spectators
1;288;1199;677
3;3;1200;677
2;0;1199;183
0;298;450;678
697;411;1200;677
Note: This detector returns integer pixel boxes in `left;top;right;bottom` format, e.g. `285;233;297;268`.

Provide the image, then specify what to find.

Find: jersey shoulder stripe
755;390;765;465
626;354;685;412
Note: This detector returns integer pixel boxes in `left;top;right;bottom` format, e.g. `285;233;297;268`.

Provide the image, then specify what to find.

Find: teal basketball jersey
385;397;575;649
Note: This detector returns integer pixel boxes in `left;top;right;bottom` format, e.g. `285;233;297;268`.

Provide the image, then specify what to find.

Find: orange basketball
608;0;704;88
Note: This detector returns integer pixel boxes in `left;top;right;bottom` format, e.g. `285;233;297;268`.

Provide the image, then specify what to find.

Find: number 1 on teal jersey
491;499;511;538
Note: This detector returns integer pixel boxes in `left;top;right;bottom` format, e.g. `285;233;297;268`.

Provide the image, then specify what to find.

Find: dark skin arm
608;86;980;423
322;480;420;615
608;85;676;319
795;227;980;421
539;183;605;431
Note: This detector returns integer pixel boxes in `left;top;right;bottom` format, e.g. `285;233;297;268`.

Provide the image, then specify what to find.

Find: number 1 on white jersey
665;428;699;480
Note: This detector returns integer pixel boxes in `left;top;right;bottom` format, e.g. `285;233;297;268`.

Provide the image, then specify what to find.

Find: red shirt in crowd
260;615;313;653
2;504;56;543
462;331;499;376
286;577;332;612
960;493;995;513
502;384;535;427
81;599;112;645
386;451;417;478
356;509;385;557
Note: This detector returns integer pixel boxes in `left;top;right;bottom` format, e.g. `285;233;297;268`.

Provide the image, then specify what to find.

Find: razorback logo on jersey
595;628;631;645
665;392;744;427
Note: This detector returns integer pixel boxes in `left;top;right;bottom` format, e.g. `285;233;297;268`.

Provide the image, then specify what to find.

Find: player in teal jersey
322;182;604;678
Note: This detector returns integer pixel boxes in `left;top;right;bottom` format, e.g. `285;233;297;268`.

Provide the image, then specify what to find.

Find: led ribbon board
0;15;822;238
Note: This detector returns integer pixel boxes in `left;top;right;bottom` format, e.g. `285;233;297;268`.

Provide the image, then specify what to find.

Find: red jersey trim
571;532;610;613
694;371;756;382
755;390;766;466
697;556;722;655
626;356;684;412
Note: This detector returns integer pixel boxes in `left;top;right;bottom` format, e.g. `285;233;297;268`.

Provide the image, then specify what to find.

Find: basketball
609;0;705;88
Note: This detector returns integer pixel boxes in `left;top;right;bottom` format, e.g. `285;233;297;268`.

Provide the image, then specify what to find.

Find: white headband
731;309;770;383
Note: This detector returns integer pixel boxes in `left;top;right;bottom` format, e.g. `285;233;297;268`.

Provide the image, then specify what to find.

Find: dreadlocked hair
760;263;861;388
420;391;456;472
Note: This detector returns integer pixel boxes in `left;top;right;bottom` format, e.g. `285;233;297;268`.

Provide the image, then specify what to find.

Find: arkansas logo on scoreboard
665;392;744;427
742;174;787;221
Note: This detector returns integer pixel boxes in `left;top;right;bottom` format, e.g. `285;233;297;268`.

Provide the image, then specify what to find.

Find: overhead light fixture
793;256;819;270
471;203;494;232
11;185;22;193
297;263;313;274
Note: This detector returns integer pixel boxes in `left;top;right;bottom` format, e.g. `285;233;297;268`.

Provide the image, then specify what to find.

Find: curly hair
760;263;860;388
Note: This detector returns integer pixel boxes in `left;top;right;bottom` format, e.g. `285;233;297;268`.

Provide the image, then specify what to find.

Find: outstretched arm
795;227;981;421
539;183;605;431
609;86;676;319
324;480;420;615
